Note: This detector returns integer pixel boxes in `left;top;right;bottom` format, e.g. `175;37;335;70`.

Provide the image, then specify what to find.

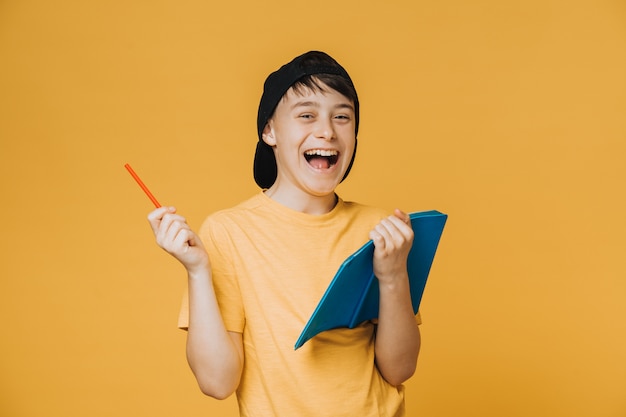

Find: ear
262;121;276;146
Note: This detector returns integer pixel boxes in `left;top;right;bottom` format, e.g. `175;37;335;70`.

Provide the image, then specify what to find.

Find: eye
299;113;314;119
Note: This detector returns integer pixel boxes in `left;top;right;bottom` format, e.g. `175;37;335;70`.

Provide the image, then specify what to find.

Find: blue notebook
294;210;447;350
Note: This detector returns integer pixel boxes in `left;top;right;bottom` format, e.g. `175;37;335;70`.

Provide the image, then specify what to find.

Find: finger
163;217;191;245
377;217;413;250
160;212;188;233
157;215;189;249
375;219;394;240
369;229;386;250
386;215;413;240
374;220;396;249
147;206;175;233
172;227;193;252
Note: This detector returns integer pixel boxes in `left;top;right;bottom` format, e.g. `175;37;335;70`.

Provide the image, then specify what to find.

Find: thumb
393;208;411;225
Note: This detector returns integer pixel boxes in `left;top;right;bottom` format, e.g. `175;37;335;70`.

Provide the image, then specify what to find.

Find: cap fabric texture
254;51;359;189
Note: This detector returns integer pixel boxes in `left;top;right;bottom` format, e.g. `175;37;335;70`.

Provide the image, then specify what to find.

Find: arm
369;209;421;386
148;207;243;399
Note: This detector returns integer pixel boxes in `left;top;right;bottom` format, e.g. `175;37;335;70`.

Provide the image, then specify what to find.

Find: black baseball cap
254;51;360;189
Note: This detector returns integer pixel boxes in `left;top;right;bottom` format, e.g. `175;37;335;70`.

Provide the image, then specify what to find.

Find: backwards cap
254;51;360;189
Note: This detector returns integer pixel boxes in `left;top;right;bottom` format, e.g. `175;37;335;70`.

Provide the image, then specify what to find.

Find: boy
148;51;421;416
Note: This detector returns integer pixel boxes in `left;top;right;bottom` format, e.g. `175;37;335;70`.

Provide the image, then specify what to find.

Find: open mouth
304;149;339;169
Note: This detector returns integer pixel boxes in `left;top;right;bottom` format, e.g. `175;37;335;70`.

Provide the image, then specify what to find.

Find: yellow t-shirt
179;192;419;417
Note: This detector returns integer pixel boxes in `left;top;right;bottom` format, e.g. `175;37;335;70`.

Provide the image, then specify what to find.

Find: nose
314;117;335;140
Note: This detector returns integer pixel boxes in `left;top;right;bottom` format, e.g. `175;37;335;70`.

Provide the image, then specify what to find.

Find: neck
263;186;338;215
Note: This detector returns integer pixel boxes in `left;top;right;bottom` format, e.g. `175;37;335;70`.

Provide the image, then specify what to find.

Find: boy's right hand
147;206;209;273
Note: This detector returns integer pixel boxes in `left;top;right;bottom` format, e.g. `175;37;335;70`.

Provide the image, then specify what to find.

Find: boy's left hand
369;209;414;285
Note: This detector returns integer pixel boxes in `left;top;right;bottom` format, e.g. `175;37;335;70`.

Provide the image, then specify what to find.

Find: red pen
124;163;162;208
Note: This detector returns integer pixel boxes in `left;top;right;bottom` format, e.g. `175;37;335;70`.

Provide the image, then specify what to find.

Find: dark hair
286;53;359;112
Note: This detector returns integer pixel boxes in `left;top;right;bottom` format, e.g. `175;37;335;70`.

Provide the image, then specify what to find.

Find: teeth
304;149;338;157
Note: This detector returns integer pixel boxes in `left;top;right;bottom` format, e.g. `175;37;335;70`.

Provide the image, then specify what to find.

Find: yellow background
1;0;625;416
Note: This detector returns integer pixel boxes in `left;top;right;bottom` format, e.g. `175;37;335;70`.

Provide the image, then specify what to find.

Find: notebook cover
294;210;447;349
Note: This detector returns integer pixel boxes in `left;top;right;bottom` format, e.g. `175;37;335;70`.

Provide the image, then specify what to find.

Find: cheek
343;135;357;154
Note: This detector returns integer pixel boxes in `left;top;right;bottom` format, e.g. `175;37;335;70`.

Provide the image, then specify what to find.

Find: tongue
308;156;330;169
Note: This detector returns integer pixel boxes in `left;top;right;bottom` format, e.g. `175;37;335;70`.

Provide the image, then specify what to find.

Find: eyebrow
290;100;355;112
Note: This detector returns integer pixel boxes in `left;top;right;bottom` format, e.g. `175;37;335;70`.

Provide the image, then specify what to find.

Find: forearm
146;208;243;397
374;273;421;386
186;266;243;399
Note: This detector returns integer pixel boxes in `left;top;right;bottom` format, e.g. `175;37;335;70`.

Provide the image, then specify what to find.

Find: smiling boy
148;51;421;416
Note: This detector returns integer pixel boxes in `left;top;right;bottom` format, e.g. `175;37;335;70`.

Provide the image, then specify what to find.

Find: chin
305;178;342;196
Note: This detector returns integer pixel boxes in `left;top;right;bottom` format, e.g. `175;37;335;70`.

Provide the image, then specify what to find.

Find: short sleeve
176;215;245;332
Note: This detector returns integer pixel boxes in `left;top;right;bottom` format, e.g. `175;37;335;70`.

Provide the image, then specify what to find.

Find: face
262;84;357;200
